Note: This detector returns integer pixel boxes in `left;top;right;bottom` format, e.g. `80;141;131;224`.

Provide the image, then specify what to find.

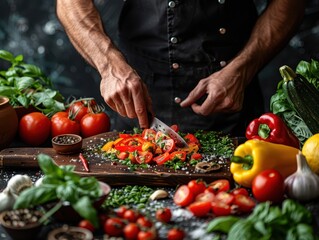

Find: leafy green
206;199;318;240
270;59;319;144
14;154;102;227
0;49;65;116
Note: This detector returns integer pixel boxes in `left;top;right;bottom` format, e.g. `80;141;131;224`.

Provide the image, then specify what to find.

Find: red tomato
214;192;235;205
173;185;194;207
51;111;80;137
184;133;199;145
231;188;249;196
114;136;145;152
123;223;140;240
136;216;153;228
169;151;187;162
123;209;140;223
162;139;176;153
155;208;172;223
187;179;206;197
207;179;231;194
68;101;88;123
167;228;185;240
104;217;125;237
188;201;211;217
116;206;128;218
78;219;95;232
142;129;156;141
233;194;256;213
195;191;215;203
170;124;179;132
135;151;153;164
252;169;285;203
117;152;129;160
137;230;156;240
211;201;232;216
153;152;170;165
80;112;110;138
19;112;51;146
190;153;203;161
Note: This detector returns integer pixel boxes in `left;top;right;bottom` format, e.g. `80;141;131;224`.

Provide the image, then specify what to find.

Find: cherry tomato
117;152;129;160
187;179;206;197
142;129;157;141
153;152;170;165
19;112;51;146
123;209;140;223
195;191;215;203
184;133;199;145
231;188;249;196
169;151;187;162
123;223;140;240
173;185;194;207
104;217;125;237
190;152;203;161
211;201;232;216
136;216;153;228
78;219;95;232
67;101;88;123
116;206;128;218
135;151;153;164
155;208;172;223
51;111;80;137
162;139;176;152
188;201;211;217
170;124;179;132
137;230;156;240
80;112;110;138
214;192;235;205
233;194;256;213
207;179;230;194
252;169;285;203
167;228;185;240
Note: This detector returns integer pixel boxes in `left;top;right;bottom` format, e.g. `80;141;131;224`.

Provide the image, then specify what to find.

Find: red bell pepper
245;113;300;149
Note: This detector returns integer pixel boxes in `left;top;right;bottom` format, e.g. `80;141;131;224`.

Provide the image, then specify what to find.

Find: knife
148;112;189;148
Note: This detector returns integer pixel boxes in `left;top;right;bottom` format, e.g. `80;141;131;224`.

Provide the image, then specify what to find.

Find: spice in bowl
52;134;83;154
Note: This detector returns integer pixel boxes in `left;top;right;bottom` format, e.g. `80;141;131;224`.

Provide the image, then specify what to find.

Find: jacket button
170;37;178;44
219;28;226;34
174;97;181;104
218;0;225;4
172;63;180;69
220;61;227;67
168;1;176;8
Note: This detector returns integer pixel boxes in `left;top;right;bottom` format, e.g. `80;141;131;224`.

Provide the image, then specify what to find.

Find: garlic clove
6;174;33;196
0;188;17;213
149;189;169;201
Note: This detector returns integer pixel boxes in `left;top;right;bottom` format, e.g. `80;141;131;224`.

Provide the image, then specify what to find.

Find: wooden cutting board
0;132;234;187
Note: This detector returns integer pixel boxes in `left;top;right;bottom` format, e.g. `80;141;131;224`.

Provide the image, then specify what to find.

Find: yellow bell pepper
230;139;299;188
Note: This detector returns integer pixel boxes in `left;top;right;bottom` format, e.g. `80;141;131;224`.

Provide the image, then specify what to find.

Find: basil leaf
206;216;240;233
282;199;312;225
286;224;317;240
227;219;262;240
73;196;99;228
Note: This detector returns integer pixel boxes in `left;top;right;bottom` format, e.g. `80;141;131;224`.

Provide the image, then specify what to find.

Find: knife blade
149;116;189;148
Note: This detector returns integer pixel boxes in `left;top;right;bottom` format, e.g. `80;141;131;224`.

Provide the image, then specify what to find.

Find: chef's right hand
99;52;152;129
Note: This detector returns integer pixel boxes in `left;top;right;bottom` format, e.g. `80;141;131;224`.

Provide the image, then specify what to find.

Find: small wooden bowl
48;225;93;240
0;208;43;240
52;134;83;154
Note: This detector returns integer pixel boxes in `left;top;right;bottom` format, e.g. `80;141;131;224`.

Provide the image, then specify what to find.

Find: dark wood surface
0;132;233;187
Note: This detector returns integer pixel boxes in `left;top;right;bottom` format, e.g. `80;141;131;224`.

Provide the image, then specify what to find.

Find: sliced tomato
162;139;176;152
184;133;199;145
155;131;170;142
214;192;235;205
211;201;232;217
187;179;206;197
173;185;194;207
135;151;153;164
195;191;215;203
233;194;256;213
206;179;231;194
188;201;211;217
114;136;145;152
231;188;249;197
170;124;179;132
169;151;187;162
153;152;170;165
117;152;129;160
190;152;203;161
142;129;157;141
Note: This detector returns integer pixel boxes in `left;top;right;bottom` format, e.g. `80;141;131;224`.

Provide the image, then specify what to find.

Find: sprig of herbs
13;154;102;227
0;49;65;116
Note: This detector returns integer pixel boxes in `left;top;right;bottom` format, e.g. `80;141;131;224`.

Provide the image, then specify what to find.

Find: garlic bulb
6;174;33;196
0;188;17;212
285;152;319;202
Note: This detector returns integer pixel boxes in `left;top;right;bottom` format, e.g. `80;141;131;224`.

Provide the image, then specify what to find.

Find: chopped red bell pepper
245;112;300;148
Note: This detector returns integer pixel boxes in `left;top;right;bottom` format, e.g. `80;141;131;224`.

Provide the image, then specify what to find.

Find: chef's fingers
180;87;206;108
131;82;149;129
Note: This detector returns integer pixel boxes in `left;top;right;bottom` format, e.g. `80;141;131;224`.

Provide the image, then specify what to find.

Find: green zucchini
280;65;319;134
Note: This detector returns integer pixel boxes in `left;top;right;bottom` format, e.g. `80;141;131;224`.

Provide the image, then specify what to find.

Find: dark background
0;0;319;119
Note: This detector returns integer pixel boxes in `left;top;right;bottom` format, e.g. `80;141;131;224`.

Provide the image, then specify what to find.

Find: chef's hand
99;51;152;129
180;65;248;115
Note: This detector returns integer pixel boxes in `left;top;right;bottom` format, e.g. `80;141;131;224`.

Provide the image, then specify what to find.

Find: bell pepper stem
258;123;271;139
231;155;254;170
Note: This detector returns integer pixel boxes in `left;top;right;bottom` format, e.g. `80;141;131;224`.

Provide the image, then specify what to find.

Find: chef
56;0;305;136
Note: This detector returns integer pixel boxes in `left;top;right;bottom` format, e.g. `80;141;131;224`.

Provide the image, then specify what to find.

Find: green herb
207;199;318;240
13;154;102;227
102;185;154;209
0;50;65;116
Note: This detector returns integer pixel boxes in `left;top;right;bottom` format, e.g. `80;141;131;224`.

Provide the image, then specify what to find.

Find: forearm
56;0;125;76
228;0;305;85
